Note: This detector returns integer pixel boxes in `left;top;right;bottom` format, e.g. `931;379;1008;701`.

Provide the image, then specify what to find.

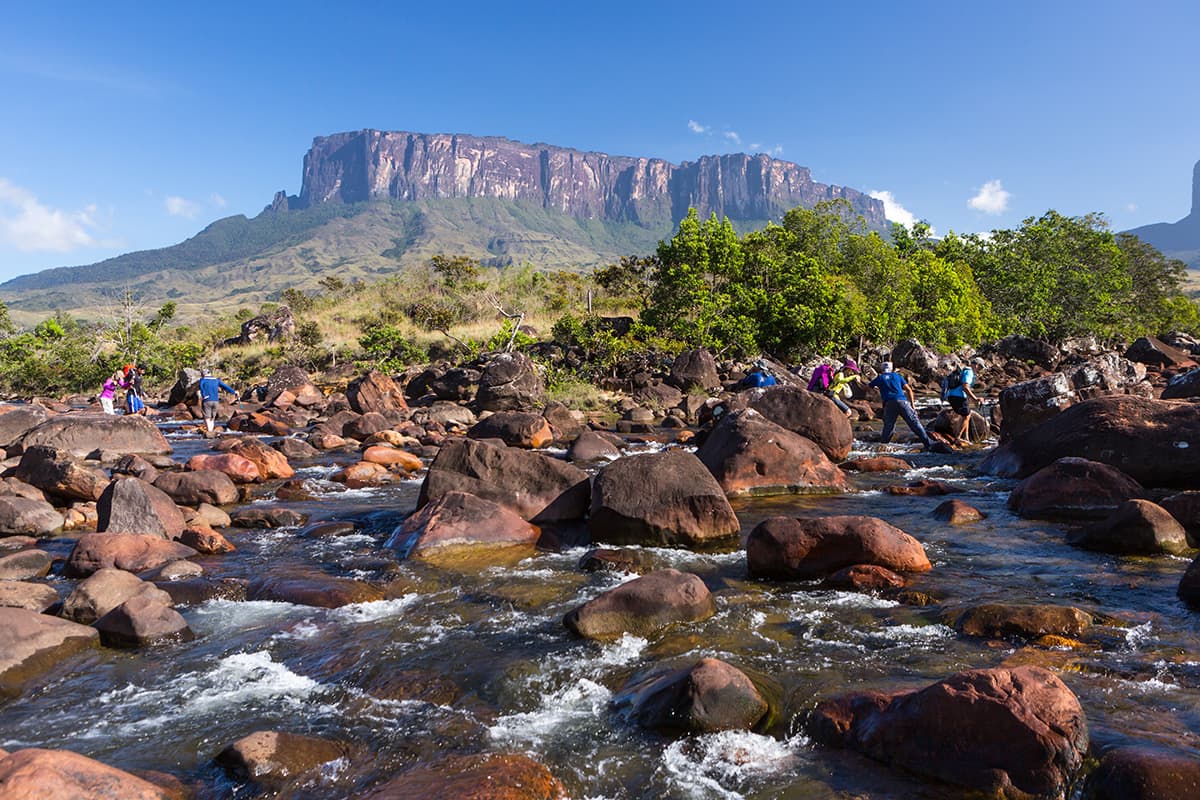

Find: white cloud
165;195;201;218
749;143;762;150
687;119;709;134
211;192;227;209
723;131;742;145
0;178;104;252
1126;203;1137;213
869;189;931;234
967;179;1010;215
769;145;784;156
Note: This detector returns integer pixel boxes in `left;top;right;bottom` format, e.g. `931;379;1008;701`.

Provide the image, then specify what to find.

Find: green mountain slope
0;199;672;322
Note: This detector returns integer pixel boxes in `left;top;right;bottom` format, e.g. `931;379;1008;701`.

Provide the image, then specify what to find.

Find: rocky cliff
288;130;885;228
1126;159;1200;267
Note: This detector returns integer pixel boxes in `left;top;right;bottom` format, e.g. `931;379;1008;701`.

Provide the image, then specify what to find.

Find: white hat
881;361;893;373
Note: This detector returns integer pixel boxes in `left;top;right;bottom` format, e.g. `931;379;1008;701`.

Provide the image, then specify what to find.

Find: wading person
869;361;935;451
942;364;980;445
197;368;237;434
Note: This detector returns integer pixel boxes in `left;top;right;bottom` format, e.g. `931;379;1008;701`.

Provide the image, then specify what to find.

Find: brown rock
215;730;348;786
0;747;170;799
0;549;51;580
467;411;554;448
227;440;294;480
1160;491;1200;547
0;609;98;697
308;431;350;450
247;575;383;608
15;446;108;501
1082;745;1200;800
97;477;186;539
667;348;721;391
954;603;1094;640
17;413;172;458
1068;499;1190;555
932;499;985;524
64;533;197;578
274;436;319;460
749;385;854;462
62;568;173;624
1008;457;1143;520
841;456;912;472
1177;553;1200;609
475;353;545;412
154;470;239;506
613;657;768;734
820;564;907;592
186;453;261;484
884;478;956;496
347;370;407;413
0;581;59;612
0;496;63;536
390;491;539;559
330;461;391;488
230;508;307;529
566;430;623;462
578;547;654;574
696;409;847;496
362;445;422;470
94;594;193;647
746;515;931;580
178;524;236;554
360;752;566;800
563;568;715;640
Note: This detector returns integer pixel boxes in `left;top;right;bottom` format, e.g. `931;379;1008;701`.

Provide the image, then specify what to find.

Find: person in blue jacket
198;368;237;434
868;361;935;450
943;365;980;445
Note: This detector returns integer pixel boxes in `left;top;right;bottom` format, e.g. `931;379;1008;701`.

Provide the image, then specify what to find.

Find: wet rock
841;456;911;472
467;411;554;448
15;445;108;501
1008;457;1143;520
0;747;169;798
360;752;566;800
0;536;36;552
94;594;193;648
17;414;172;459
613;657;768;734
884;479;956;496
420;437;590;523
749;385;854;462
475;352;545;412
578;547;654;574
362;445;422;470
929;409;989;442
590;450;739;547
247;575;384;608
0;549;51;580
300;521;357;538
309;431;350;450
667;348;721;391
808;665;1088;799
273;436;319;460
226;440;294;480
1068;499;1190;555
696;409;847;497
330;461;391;488
1158;491;1200;546
64;533;196;578
158;577;247;606
932;499;986;524
954;603;1094;640
746;515;931;580
1082;745;1200;799
389;491;539;559
981;395;1200;487
148;560;204;582
189;502;231;528
1176;554;1200;609
230;507;307;529
542;401;581;441
0;496;63;536
0;580;59;612
153;470;238;507
97;477;186;539
0;609;98;697
361;669;461;705
563;568;715;640
566;430;622;462
820;564;907;592
185;453;261;484
347;370;408;413
215;730;348;786
227;411;292;437
178;524;235;554
62;568;173;624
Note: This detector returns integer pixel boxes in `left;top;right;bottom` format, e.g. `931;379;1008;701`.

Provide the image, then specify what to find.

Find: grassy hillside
0;199;672;324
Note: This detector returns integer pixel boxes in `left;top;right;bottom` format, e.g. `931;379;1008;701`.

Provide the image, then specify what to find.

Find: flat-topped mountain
1126;160;1200;269
0;130;885;319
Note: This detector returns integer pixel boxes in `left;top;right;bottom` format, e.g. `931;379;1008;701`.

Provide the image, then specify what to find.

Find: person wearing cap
197;368;237;434
868;361;935;450
827;356;861;417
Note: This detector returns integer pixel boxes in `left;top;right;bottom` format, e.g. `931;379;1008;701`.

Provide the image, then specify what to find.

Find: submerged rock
216;730;348;786
952;603;1094;640
1067;499;1190;555
1081;745;1200;799
613;657;768;734
563;568;715;641
1008;457;1142;520
390;490;540;559
931;499;985;524
360;752;566;800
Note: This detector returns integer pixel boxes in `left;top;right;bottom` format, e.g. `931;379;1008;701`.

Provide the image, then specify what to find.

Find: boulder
0;581;59;612
419;437;590;523
389;491;540;559
246;575;383;608
230;507;307;529
343;411;392;440
62;568;173;624
746;515;931;580
667;348;721;391
266;365;312;395
696;409;847;496
178;524;235;554
94;594;193;647
347;370;408;414
981;395;1200;486
273;436;319;460
0;748;170;799
1161;367;1200;400
1160;491;1200;546
15;446;108;501
475;352;545;412
467;411;554;448
0;549;52;580
841;456;911;472
953;603;1094;640
820;564;907;593
884;479;955;497
542;401;582;440
566;430;622;462
168;367;202;406
227;412;291;437
330;461;391;488
613;657;768;734
563;568;715;640
749;385;854;462
362;445;422;470
18;414;171;458
1081;746;1200;800
186;453;262;484
227;440;294;480
633;381;684;411
1125;335;1198;369
0;496;63;536
1067;499;1190;555
360;753;566;800
111;454;159;483
411;400;476;428
590;450;739;547
0;404;48;449
97;477;186;539
932;499;986;524
64;533;196;578
153;470;238;506
430;367;481;402
988;335;1062;369
996;355;1146;442
215;730;348;786
0;609;98;697
190;502;232;528
234;305;294;344
808;665;1088;799
1180;554;1200;608
1007;457;1143;520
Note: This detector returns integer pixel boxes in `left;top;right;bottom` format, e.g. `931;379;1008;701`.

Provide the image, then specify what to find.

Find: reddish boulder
227;412;291;437
995;355;1145;442
1008;457;1143;520
475;353;545;412
94;594;193;647
154;470;238;506
247;575;383;608
419;437;589;523
227;440;294;480
330;461;391;488
0;549;51;581
216;730;348;786
362;445;422;470
842;456;911;472
0;496;62;537
360;753;566;800
467;411;554;448
697;409;847;496
179;524;236;554
1068;499;1190;555
590;449;739;547
15;446;108;502
749;385;854;462
820;564;907;593
1125;335;1198;369
563;568;715;641
808;666;1088;799
746;515;931;580
613;657;768;734
885;479;955;496
347;370;407;413
97;477;186;539
0;610;98;698
0;403;48;449
389;491;539;559
62;568;173;624
17;414;171;458
64;533;196;578
953;603;1094;640
0;581;59;612
0;748;169;799
1082;746;1200;799
186;453;261;484
932;499;985;524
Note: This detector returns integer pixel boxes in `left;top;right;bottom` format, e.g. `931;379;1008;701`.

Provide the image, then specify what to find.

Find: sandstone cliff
289;130;885;228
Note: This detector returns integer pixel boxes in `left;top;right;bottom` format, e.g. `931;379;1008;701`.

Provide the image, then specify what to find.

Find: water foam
487;677;613;745
658;730;802;799
328;595;419;623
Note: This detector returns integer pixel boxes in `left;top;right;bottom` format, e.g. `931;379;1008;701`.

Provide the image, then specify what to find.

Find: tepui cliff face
287;129;886;227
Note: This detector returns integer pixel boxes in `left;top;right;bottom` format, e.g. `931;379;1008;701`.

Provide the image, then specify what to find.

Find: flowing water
2;429;1199;798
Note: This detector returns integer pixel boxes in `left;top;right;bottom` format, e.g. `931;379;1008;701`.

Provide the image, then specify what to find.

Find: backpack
940;367;964;400
807;364;833;391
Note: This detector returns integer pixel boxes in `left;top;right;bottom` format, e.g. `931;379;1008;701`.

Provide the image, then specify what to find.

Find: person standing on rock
943;364;980;445
869;361;936;451
123;364;146;416
809;358;852;415
828;357;861;418
197;368;237;434
99;371;124;415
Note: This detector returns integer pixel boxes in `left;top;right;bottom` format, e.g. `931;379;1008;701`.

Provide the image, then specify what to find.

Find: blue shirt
869;372;908;403
198;377;236;403
945;367;975;398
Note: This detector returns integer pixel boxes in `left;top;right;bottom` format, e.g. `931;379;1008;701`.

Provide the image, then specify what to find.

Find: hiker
197;368;238;433
740;361;778;389
827;356;861;417
99;371;124;415
942;363;980;444
808;358;851;415
868;361;935;450
123;364;146;416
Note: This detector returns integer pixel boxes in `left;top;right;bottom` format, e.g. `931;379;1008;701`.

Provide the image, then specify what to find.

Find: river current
1;428;1198;798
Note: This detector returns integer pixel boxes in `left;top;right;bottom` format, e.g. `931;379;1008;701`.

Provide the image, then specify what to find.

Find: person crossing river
868;361;937;451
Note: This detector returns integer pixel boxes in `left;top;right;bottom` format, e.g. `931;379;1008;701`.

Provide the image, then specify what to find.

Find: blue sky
1;1;1198;281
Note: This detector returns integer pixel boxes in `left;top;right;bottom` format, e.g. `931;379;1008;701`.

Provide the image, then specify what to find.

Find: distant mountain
0;130;886;320
1126;160;1200;269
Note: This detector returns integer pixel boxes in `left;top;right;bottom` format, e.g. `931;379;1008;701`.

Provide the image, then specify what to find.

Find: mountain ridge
1125;159;1200;269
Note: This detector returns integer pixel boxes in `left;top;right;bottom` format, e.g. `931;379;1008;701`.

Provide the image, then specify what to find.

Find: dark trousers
881;399;933;447
824;390;850;413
